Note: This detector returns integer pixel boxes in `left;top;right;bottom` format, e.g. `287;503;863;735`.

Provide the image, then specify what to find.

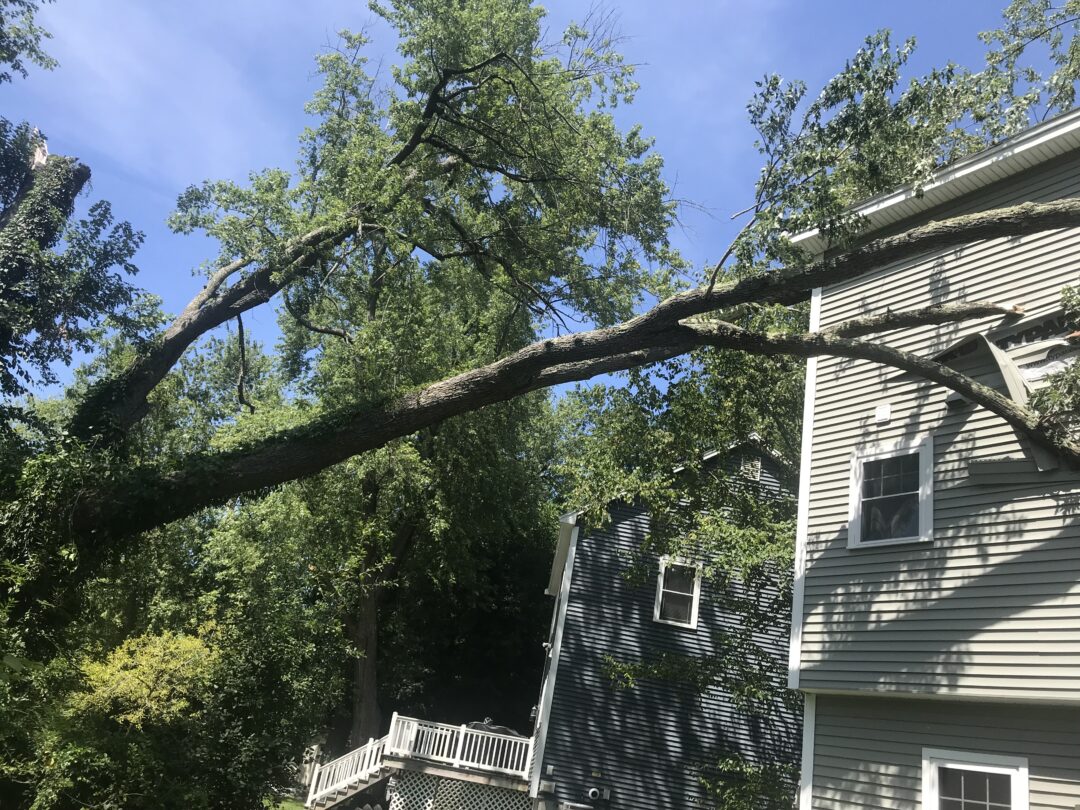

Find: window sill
653;617;699;630
846;534;933;550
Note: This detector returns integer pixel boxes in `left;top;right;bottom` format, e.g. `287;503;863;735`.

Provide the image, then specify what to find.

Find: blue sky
5;0;1007;364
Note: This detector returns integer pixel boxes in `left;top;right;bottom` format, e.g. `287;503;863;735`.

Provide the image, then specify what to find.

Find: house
305;445;802;810
788;109;1080;809
530;444;802;809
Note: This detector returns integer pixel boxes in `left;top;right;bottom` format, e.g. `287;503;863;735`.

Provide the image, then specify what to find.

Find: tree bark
346;588;382;746
67;220;357;439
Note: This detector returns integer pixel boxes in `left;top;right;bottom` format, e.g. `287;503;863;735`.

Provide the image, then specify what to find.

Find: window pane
938;766;1012;810
880;453;919;495
659;592;692;624
939;766;963;799
861;492;919;541
663;565;696;595
964;770;988;802
987;772;1011;804
901;466;920;492
863;458;884;497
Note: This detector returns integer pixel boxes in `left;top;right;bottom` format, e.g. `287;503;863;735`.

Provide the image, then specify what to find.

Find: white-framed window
848;435;934;548
653;556;702;629
922;748;1029;810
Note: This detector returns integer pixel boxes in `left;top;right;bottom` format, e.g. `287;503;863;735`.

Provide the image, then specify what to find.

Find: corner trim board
788;286;821;689
798;693;816;810
529;514;579;797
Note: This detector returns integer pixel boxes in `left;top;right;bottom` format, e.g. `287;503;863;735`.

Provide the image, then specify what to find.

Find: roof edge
790;106;1080;255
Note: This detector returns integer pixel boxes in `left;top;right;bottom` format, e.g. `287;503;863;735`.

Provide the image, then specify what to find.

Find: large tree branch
684;321;1080;465
387;52;512;167
75;300;1047;541
643;199;1080;329
66;198;1080;454
68;219;358;439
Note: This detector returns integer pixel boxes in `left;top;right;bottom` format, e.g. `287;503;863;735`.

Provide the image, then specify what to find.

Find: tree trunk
0;155;90;372
346;587;382;747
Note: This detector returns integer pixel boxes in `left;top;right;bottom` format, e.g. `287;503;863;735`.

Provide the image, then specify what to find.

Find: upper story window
922;748;1029;810
653;557;701;629
848;436;934;548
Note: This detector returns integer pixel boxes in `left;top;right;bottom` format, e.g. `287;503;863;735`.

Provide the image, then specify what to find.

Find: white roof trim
544;511;579;596
790;106;1080;255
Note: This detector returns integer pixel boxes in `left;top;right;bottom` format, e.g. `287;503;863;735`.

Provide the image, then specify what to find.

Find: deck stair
306;735;388;809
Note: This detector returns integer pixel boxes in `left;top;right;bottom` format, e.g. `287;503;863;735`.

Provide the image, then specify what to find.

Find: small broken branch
820;300;1024;337
235;313;255;415
283;293;352;344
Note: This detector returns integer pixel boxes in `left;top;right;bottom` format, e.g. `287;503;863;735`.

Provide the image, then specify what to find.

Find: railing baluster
306;762;320;807
452;724;466;768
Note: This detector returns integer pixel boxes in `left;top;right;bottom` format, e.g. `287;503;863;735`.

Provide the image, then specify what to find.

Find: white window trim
653;556;702;629
922;748;1029;810
848;434;934;549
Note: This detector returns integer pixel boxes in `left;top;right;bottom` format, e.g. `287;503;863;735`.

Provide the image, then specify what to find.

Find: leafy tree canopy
5;2;1080;808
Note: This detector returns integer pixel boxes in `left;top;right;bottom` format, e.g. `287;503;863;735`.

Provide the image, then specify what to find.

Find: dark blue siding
541;459;800;809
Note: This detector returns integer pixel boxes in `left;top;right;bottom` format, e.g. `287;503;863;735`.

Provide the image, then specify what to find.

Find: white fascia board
544;512;580;596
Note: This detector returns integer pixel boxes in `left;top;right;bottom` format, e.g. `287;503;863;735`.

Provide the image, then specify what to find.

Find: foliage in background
1030;285;1080;437
701;756;800;810
0;0;55;84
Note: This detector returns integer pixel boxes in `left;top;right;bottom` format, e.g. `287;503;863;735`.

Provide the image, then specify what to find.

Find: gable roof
791;107;1080;255
544;441;790;596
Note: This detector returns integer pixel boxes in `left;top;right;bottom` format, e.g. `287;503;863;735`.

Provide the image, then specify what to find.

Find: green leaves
0;121;144;399
978;0;1080;137
0;0;56;84
702;756;799;810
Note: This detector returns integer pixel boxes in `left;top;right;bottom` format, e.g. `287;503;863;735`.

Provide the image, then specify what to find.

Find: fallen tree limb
65;198;1080;447
74;299;1048;541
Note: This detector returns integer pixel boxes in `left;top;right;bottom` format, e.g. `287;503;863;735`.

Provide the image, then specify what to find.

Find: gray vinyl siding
810;694;1080;809
799;148;1080;699
541;459;799;810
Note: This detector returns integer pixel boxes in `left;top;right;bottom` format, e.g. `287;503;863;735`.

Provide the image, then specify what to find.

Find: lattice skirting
388;771;533;810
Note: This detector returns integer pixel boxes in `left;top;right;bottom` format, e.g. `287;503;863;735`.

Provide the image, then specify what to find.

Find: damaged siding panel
798;149;1080;696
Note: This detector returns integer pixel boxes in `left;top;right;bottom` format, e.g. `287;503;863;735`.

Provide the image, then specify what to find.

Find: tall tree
7;0;1080;734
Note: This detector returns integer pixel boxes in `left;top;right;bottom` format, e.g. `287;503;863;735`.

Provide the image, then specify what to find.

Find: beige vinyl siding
810;695;1080;809
799;149;1080;699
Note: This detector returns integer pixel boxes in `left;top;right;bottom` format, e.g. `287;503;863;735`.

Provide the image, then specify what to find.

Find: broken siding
799;150;1080;698
541;460;799;810
810;694;1080;810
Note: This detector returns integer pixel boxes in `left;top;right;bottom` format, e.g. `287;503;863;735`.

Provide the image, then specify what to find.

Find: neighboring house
530;444;802;809
789;109;1080;809
306;445;802;810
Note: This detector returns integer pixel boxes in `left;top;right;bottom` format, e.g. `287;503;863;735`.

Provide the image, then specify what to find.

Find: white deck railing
386;713;534;779
307;713;533;807
306;735;387;807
